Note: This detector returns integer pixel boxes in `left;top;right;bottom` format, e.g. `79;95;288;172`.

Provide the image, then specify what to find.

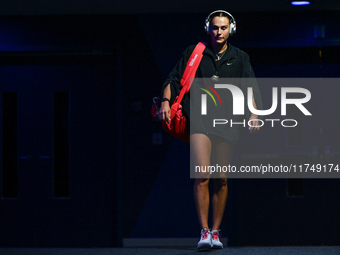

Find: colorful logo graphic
199;83;222;115
199;83;222;106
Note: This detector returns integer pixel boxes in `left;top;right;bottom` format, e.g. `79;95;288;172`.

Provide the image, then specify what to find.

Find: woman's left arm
243;53;262;133
249;91;260;133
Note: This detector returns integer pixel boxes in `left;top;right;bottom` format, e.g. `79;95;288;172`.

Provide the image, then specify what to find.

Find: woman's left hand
248;114;260;133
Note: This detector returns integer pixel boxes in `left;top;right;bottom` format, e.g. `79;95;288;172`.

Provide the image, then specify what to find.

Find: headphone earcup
229;23;234;35
205;20;210;33
230;21;237;35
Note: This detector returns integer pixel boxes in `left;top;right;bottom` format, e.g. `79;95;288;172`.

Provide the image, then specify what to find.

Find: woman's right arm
158;83;171;123
158;46;194;123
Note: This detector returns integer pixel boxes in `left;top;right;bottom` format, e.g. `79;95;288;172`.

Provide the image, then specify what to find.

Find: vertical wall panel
1;92;18;198
53;91;70;198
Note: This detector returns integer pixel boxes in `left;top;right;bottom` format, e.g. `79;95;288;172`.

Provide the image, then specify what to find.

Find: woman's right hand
157;101;171;123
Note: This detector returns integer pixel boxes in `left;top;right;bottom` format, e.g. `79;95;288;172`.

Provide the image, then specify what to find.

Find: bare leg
211;178;228;231
191;133;211;229
211;139;233;231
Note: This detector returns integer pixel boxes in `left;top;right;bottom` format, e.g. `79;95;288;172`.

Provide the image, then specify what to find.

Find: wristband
161;98;170;103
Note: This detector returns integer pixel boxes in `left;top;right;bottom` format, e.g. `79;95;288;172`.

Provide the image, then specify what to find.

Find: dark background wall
0;2;340;247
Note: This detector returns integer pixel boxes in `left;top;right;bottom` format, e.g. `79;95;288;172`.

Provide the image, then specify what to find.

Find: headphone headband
204;10;237;35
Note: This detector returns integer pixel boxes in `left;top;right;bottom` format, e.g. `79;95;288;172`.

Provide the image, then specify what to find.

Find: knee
194;178;210;187
214;178;228;188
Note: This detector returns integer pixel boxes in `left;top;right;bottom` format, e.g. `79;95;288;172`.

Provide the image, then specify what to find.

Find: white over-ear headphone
204;10;237;35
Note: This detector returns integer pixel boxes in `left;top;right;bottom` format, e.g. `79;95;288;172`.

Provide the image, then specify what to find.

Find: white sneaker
197;228;212;250
211;230;223;249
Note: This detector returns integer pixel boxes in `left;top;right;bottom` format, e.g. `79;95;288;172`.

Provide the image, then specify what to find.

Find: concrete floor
0;247;340;255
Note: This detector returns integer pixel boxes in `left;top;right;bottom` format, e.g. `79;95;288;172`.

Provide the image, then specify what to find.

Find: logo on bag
189;54;198;66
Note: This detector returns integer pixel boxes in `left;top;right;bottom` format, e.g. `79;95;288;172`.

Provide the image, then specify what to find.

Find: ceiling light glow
291;1;311;5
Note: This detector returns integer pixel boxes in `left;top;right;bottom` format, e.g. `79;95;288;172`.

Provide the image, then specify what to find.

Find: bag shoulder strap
176;42;206;103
